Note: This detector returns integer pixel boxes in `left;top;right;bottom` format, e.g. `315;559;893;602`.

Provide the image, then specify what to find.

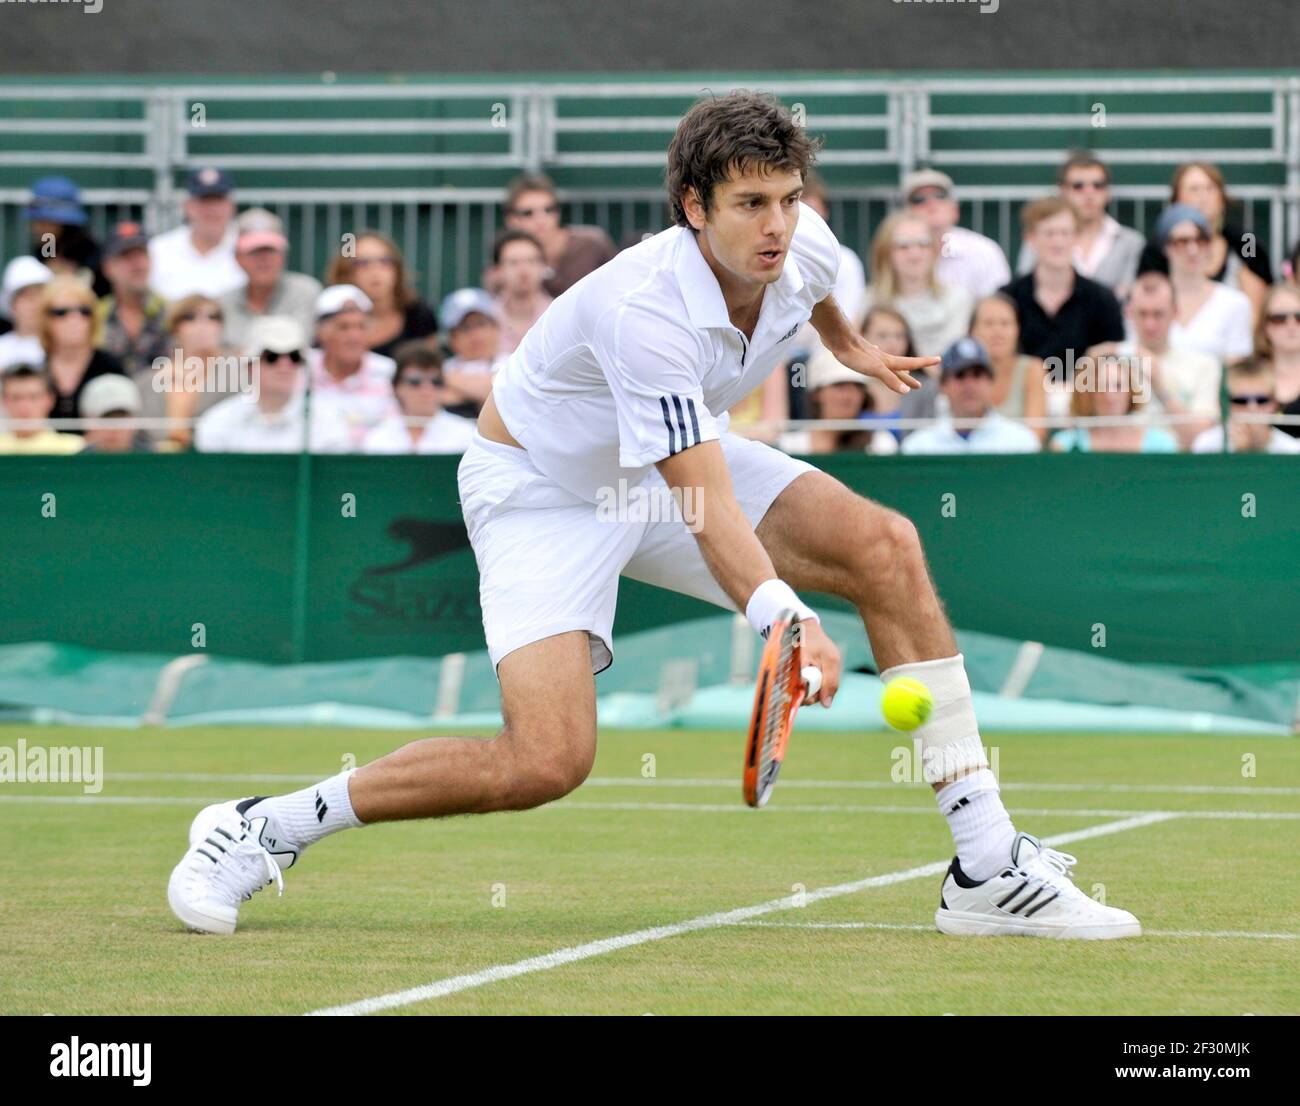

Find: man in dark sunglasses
360;342;474;455
1191;359;1300;454
192;315;349;454
499;172;616;297
1016;152;1144;298
901;167;1010;300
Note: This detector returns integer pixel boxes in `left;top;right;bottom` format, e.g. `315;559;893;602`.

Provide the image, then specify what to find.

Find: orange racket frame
743;611;818;808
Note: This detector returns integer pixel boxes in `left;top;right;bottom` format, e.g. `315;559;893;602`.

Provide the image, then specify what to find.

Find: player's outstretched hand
830;336;939;395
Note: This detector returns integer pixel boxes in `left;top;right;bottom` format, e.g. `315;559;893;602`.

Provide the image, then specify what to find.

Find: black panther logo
365;517;471;576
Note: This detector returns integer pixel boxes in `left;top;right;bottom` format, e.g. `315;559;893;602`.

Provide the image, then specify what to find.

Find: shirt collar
673;227;805;332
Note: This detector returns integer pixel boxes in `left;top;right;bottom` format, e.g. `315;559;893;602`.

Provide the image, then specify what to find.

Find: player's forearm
657;442;781;614
809;295;857;356
690;494;781;614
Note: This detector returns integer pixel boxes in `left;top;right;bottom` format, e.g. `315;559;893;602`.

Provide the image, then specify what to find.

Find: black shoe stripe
204;836;227;853
996;880;1030;909
1010;888;1045;915
196;848;220;864
1023;891;1060;918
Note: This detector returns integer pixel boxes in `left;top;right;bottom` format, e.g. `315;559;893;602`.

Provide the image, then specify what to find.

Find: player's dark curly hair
665;90;821;229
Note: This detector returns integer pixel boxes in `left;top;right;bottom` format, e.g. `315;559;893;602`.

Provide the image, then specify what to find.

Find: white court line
2;794;1298;821
304;812;1177;1016
733;920;1300;941
102;772;1300;798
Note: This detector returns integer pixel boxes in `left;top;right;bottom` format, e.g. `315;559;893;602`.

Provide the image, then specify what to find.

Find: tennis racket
742;610;822;808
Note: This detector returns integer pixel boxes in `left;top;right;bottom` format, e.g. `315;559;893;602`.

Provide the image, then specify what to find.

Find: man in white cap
79;373;152;453
0;256;54;370
218;208;321;351
305;284;397;449
194;316;349;454
438;286;505;418
777;347;898;456
903;168;1011;301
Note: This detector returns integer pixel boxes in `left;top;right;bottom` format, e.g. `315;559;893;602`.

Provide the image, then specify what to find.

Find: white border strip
304;813;1176;1016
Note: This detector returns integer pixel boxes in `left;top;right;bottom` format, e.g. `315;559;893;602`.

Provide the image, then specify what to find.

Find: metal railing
2;74;1300;296
9;410;1299;455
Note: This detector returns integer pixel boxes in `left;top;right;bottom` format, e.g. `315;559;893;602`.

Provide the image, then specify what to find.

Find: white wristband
745;579;819;639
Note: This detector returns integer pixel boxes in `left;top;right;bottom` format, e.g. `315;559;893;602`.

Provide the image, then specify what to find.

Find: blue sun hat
25;176;89;226
1153;203;1212;248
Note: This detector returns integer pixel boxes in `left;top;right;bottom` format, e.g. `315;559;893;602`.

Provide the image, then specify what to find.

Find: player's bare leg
168;631;597;933
756;469;1140;938
756;471;956;673
350;631;597;820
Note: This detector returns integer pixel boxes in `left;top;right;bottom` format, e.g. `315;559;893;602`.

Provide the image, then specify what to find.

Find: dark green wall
0;453;1295;666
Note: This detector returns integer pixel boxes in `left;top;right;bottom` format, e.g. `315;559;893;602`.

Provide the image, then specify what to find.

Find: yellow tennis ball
881;677;933;732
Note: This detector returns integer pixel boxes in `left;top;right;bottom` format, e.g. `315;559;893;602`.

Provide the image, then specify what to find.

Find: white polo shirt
193;392;352;454
492;202;840;503
900;412;1041;455
148;225;247;302
935;225;1012;301
362;410;477;455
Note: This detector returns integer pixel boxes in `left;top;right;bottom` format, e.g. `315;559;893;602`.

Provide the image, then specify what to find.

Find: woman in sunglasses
1254;283;1300;439
136;294;238;449
1157;204;1253;364
1138;162;1274;316
37;276;123;429
324;231;436;360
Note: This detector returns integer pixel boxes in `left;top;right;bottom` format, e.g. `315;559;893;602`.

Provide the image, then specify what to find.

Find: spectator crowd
2;155;1298;457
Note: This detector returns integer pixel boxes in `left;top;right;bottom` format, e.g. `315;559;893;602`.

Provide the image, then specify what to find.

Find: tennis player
169;91;1140;940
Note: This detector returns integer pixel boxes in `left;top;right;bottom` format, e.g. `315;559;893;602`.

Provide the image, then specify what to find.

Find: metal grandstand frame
2;74;1298;298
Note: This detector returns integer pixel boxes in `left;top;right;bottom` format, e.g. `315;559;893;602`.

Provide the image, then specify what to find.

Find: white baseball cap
245;315;308;358
314;283;373;322
0;256;54;319
79;374;142;418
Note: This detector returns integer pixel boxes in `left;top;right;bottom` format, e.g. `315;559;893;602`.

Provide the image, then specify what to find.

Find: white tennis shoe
936;831;1141;939
167;801;285;935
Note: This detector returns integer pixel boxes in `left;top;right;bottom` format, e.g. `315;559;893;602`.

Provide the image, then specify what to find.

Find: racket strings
759;634;796;774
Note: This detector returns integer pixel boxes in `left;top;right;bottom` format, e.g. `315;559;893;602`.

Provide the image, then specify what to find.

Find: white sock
245;769;363;854
935;768;1017;882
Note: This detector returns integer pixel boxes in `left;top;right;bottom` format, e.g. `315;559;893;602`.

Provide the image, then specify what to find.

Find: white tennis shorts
457;432;816;674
